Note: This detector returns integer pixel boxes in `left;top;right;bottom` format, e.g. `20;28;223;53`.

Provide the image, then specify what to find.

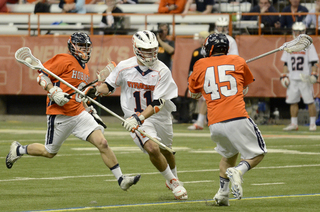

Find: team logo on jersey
71;70;89;83
127;81;155;91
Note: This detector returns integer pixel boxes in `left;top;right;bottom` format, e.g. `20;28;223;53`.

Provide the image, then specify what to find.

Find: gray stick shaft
246;48;281;63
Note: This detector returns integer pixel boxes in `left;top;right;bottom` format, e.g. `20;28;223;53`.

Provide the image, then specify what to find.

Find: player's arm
95;82;115;96
122;99;166;132
309;61;319;83
37;72;70;106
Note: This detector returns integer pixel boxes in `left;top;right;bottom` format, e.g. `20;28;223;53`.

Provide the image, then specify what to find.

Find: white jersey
106;56;178;120
227;35;239;55
281;43;318;80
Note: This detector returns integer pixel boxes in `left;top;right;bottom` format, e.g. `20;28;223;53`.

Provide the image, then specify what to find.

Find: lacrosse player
188;33;267;206
212;17;239;56
95;30;188;200
188;19;239;130
280;22;319;131
5;32;140;191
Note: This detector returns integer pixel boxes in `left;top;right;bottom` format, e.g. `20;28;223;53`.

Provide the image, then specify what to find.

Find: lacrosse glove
48;86;70;106
280;74;290;88
310;74;318;84
122;112;145;133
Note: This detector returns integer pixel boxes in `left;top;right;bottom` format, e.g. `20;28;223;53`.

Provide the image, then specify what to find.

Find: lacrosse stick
15;47;175;154
246;34;313;63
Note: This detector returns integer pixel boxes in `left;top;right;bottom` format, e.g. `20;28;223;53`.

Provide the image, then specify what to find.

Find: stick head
15;47;43;69
282;34;313;53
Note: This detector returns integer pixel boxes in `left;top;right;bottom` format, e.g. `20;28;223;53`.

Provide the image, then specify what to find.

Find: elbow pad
37;73;52;90
150;99;166;114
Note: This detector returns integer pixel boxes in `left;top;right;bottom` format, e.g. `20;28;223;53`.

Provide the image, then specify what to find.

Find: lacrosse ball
25;57;32;64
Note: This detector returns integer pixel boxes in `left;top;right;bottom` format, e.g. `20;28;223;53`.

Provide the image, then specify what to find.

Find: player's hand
81;84;101;104
122;112;145;133
48;86;70;106
86;106;107;129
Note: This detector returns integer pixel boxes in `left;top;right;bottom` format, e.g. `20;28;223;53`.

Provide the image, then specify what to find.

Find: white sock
310;116;316;125
160;165;176;181
171;166;178;178
291;117;298;125
235;161;251;175
17;145;28;155
197;114;206;127
110;164;123;180
219;176;229;192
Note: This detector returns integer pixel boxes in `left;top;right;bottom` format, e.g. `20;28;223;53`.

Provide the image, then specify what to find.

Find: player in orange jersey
188;33;267;206
6;32;140;191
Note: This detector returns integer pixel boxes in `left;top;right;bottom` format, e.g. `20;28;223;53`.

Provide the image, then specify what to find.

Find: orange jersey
188;54;254;125
41;54;90;116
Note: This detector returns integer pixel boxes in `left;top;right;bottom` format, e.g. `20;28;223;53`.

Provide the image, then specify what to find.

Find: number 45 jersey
105;56;178;120
281;43;318;80
188;54;254;126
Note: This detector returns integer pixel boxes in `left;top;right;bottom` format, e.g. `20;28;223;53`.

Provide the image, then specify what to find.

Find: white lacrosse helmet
215;17;229;34
132;30;159;67
292;22;306;38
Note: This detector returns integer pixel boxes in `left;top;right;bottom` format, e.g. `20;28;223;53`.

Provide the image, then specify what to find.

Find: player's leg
300;82;317;131
284;80;300;130
143;139;187;199
75;111;140;191
307;102;317;131
132;120;187;199
188;97;206;130
225;118;267;200
6;115;70;169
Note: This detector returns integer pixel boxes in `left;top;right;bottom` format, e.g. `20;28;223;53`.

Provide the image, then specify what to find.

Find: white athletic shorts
286;80;314;104
45;111;104;154
209;118;267;159
130;118;173;154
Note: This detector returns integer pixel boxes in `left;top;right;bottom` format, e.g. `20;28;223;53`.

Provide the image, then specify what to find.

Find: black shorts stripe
135;132;144;148
46;115;56;145
248;118;266;153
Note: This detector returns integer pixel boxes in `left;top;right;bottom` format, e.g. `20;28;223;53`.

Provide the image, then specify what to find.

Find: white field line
1;164;320;183
252;182;285;186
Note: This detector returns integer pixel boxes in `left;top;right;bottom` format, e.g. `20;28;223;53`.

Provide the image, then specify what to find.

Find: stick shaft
246;48;280;63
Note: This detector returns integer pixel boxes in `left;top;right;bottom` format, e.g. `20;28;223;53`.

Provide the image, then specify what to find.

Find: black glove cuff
132;113;142;125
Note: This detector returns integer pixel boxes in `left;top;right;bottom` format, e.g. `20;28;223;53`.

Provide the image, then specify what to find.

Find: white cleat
283;124;298;131
169;178;188;200
119;174;141;191
226;168;243;200
187;123;204;130
6;141;22;169
166;180;172;191
213;190;230;206
309;124;316;131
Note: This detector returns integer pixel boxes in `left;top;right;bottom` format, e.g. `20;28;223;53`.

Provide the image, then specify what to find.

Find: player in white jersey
213;17;239;56
280;22;319;131
96;30;188;200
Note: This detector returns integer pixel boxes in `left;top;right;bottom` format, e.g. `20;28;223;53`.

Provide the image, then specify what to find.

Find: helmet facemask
68;32;92;63
134;46;158;67
215;17;229;34
292;22;306;38
132;30;159;68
